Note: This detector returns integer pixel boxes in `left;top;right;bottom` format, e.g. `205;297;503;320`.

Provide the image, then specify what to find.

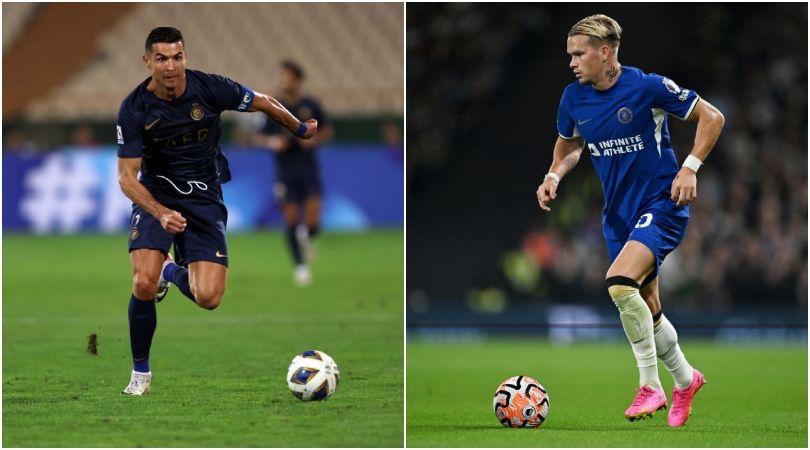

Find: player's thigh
640;276;661;315
605;240;656;285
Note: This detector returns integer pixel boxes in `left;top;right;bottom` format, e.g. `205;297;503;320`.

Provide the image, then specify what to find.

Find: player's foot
122;370;152;396
295;224;316;263
294;264;312;286
668;369;707;427
156;253;174;303
624;385;667;421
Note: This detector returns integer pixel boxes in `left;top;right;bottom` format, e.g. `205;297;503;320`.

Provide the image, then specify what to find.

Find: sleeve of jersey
648;73;700;121
556;90;579;139
116;100;144;158
207;73;255;112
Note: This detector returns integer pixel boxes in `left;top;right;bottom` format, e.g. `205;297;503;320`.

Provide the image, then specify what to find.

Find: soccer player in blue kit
117;27;317;395
255;61;333;286
536;15;725;426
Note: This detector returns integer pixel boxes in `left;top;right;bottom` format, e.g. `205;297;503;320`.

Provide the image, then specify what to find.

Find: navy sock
163;262;195;303
286;226;303;265
128;294;156;373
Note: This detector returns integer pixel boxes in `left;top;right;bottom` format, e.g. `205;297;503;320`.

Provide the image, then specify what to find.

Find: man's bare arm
117;157;186;233
549;136;585;180
537;136;584;211
670;99;725;206
685;98;725;162
247;92;318;139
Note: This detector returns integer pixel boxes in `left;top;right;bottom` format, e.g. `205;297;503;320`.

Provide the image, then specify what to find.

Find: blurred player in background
536;15;724;426
117;27;317;395
254;61;333;286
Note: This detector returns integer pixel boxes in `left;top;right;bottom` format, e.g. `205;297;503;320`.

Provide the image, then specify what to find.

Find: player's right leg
641;278;706;427
605;240;666;420
123;248;164;395
124;205;173;395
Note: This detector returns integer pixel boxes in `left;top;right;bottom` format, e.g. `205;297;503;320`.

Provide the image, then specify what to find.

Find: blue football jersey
556;66;699;240
117;69;255;191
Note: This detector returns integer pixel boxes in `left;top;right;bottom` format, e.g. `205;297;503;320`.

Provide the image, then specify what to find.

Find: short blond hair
568;14;621;49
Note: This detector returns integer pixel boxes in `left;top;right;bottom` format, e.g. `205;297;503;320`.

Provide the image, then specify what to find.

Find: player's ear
143;53;150;69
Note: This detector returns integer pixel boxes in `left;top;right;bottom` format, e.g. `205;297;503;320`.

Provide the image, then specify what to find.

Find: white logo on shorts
635;213;653;229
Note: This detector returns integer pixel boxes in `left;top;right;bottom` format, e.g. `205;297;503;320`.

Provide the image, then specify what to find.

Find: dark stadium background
407;3;807;340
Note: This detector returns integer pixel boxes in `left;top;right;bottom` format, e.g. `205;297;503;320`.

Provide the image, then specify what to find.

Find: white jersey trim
651;108;665;157
680;96;701;121
558;126;581;140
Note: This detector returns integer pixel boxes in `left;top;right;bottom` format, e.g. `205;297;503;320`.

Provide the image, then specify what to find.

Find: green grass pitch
407;339;807;447
3;230;403;447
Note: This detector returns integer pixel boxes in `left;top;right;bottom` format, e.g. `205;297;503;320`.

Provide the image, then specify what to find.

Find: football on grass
287;350;340;401
493;375;549;428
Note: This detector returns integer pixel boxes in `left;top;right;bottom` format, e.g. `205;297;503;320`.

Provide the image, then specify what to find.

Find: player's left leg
187;261;228;310
641;278;706;427
606;241;667;420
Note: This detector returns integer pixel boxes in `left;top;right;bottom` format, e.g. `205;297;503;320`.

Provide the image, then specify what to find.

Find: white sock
612;289;661;390
654;314;694;389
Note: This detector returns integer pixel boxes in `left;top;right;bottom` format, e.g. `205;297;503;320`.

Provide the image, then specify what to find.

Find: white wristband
544;172;560;186
682;155;702;173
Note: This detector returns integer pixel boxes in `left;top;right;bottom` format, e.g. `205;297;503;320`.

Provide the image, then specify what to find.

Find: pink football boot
624;386;667;421
668;369;707;427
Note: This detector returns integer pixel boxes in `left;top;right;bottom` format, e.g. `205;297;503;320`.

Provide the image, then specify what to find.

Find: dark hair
280;60;305;80
145;27;184;53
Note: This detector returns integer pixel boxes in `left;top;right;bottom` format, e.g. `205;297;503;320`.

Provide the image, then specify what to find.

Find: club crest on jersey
190;103;204;121
617;107;633;124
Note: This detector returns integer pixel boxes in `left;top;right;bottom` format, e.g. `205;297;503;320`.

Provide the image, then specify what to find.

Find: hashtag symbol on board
19;154;99;233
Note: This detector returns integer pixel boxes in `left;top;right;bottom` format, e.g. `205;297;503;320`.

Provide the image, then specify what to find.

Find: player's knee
605;276;640;300
195;289;224;310
132;274;159;300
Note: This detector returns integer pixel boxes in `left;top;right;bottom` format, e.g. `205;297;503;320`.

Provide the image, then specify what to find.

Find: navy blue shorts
605;209;688;285
274;172;322;203
128;184;229;267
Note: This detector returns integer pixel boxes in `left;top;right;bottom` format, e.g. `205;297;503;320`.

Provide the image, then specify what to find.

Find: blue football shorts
127;184;229;267
274;171;323;204
605;209;689;286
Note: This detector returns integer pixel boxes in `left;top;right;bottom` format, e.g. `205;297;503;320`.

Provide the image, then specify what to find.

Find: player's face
144;42;187;90
279;68;301;93
566;35;603;85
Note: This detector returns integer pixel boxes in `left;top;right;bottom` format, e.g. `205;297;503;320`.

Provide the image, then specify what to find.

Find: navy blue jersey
261;96;327;173
556;66;699;240
117;69;255;191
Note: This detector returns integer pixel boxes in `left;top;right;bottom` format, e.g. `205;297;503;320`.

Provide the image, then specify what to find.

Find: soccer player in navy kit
255;61;333;286
536;15;725;426
117;28;317;395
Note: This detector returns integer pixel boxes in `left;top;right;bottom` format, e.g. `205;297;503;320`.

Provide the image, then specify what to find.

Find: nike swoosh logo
577;118;592;126
216;251;227;258
144;118;161;130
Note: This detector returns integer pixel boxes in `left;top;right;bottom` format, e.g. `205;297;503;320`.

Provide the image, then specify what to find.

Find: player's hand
301;118;318;139
670;167;697;207
159;210;187;234
536;179;558;212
